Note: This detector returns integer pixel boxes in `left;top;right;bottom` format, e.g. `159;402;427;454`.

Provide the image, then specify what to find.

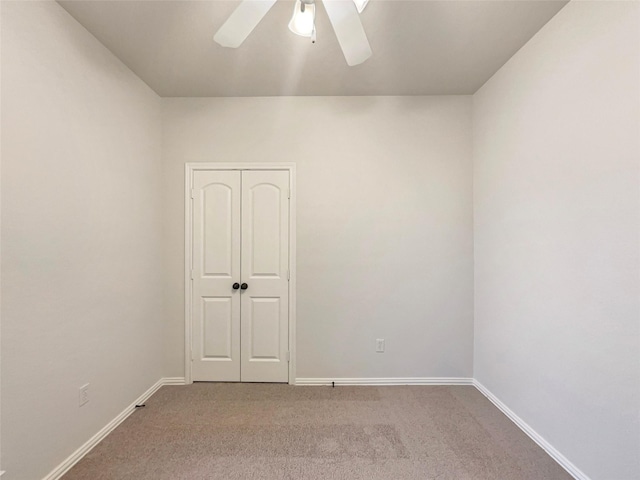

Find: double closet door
191;169;290;383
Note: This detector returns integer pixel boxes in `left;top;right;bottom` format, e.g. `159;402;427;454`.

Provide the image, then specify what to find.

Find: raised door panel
202;184;233;278
248;297;281;360
249;184;281;277
201;297;233;359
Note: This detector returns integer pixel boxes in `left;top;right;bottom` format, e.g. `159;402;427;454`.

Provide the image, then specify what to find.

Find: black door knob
240;283;248;290
232;283;240;290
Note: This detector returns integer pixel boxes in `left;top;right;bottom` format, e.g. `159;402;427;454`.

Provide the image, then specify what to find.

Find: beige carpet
62;384;572;480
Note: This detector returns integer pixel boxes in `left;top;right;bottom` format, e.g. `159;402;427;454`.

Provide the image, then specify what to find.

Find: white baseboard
472;380;589;480
162;377;187;385
42;377;183;480
295;377;473;386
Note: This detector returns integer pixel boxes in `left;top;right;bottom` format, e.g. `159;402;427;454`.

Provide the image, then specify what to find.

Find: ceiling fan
214;0;372;66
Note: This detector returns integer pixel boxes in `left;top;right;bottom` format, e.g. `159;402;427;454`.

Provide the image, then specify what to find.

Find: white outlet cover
376;339;385;353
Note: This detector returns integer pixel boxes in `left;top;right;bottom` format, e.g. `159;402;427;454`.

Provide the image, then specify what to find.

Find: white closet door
240;170;290;383
191;171;241;382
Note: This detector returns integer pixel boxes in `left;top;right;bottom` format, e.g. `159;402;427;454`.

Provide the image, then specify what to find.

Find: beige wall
162;96;474;381
1;2;163;479
473;2;640;478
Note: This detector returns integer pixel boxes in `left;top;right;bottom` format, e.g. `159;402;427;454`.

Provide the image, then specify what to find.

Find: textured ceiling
58;0;568;97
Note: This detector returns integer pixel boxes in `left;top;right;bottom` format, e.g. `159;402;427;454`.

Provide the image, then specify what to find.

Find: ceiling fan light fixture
288;0;316;38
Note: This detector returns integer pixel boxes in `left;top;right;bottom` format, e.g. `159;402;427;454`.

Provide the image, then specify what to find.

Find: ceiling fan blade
214;0;278;48
323;0;372;66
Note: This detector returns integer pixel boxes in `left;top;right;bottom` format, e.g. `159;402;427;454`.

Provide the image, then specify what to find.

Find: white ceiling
58;0;568;97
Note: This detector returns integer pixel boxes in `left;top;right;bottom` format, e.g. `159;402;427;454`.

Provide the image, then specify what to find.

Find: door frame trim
184;163;297;385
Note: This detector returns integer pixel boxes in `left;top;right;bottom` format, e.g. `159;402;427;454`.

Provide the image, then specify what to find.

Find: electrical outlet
376;338;385;353
79;384;90;407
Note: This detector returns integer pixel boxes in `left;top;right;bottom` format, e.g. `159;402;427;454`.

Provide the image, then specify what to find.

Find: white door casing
186;165;295;384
